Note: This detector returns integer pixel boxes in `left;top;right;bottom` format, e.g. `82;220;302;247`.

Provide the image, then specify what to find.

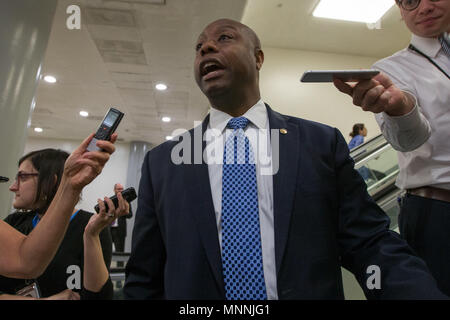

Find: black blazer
1;210;113;299
124;105;446;300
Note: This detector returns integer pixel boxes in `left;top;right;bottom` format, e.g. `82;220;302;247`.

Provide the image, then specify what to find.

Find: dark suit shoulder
275;110;336;136
150;125;198;153
145;123;202;168
266;103;335;132
147;139;179;162
269;108;342;149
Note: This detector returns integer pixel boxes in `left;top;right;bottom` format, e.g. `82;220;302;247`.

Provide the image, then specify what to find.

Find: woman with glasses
0;134;125;299
0;133;114;278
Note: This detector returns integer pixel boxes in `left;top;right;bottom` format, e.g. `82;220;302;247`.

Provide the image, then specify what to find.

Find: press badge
16;281;41;298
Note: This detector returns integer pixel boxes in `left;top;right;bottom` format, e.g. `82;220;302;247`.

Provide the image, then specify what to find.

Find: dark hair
349;123;365;138
18;149;70;214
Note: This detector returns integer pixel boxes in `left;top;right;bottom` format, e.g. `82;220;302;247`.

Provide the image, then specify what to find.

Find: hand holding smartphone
300;69;380;83
87;108;124;152
94;187;137;213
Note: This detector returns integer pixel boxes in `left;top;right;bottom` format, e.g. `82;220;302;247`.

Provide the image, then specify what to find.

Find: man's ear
255;48;264;71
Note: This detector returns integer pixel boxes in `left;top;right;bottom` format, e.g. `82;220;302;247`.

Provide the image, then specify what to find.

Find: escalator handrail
368;169;400;201
350;134;389;163
349;134;401;201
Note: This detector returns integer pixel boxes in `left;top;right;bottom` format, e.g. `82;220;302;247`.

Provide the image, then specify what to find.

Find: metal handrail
350;134;388;162
349;134;400;200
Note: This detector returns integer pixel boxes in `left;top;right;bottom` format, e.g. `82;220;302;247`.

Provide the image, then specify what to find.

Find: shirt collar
208;99;268;134
411;34;443;58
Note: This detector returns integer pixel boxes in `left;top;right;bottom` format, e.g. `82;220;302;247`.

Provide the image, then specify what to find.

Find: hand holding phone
87;108;124;152
94;187;137;213
333;71;415;117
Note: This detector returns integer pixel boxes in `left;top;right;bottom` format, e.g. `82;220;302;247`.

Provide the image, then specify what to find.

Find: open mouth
200;60;225;79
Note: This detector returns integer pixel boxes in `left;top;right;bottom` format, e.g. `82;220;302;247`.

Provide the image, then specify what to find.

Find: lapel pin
280;129;287;135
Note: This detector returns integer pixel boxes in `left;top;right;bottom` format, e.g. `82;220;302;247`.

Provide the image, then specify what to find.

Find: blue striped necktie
221;116;267;300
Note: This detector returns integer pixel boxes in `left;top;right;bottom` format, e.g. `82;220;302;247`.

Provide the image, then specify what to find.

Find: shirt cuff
381;93;421;132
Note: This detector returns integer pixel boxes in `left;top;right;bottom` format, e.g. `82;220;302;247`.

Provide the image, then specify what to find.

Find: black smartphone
300;69;380;83
87;107;124;152
94;187;137;213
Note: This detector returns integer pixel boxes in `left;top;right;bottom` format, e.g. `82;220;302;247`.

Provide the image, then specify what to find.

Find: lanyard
32;210;80;229
408;44;450;80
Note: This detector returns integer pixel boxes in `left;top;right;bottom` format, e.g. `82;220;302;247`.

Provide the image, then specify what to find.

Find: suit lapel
187;115;225;296
267;105;300;276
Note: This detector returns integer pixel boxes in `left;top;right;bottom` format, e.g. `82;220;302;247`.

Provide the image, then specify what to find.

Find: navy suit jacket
124;105;445;299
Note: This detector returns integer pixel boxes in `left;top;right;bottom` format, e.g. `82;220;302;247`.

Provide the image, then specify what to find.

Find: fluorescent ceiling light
162;116;171;123
34;127;43;133
313;0;395;24
155;83;167;91
43;75;57;83
79;111;89;117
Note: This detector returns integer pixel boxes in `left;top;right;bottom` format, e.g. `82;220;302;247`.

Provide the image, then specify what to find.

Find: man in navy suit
123;18;446;299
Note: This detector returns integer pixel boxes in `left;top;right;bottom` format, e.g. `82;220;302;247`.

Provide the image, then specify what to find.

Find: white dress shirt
205;100;278;300
373;34;450;190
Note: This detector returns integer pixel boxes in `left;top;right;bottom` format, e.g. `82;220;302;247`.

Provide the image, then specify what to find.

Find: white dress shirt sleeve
373;62;432;152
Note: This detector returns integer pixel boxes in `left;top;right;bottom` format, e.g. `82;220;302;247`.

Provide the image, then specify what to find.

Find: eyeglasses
14;172;38;186
396;0;439;11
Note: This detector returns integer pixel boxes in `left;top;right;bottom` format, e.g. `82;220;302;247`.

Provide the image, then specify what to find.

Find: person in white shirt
334;0;450;295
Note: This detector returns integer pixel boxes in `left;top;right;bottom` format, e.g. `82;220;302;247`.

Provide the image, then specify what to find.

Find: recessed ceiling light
43;75;57;83
79;111;89;117
313;0;395;24
155;83;168;91
34;127;43;133
162;116;171;123
166;136;173;141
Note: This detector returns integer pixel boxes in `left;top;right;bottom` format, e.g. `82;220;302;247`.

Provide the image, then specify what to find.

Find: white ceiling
29;0;411;145
243;0;410;57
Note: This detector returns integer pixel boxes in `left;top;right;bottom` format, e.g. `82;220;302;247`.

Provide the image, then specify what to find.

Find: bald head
194;18;264;115
114;183;123;193
201;19;261;51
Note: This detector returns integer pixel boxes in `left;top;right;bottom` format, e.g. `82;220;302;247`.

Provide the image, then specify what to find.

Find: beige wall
259;46;381;143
